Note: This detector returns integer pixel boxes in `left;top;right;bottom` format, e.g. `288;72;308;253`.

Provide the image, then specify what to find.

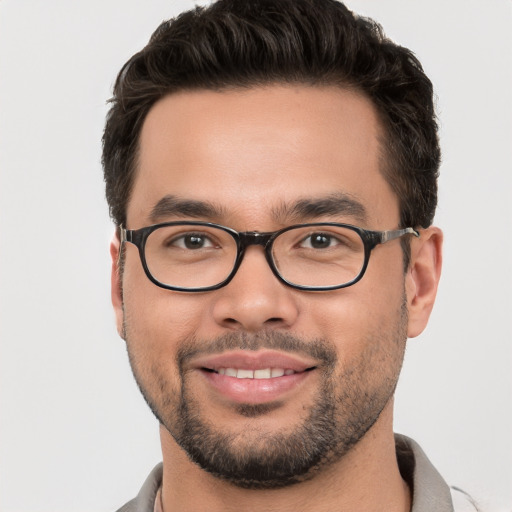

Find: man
102;1;476;510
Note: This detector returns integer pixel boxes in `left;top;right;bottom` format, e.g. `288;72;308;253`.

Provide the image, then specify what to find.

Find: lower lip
199;369;313;404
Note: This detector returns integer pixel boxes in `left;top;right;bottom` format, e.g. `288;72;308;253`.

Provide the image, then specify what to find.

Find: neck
158;404;411;512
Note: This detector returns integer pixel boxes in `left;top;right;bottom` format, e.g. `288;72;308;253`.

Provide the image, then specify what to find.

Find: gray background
1;1;511;510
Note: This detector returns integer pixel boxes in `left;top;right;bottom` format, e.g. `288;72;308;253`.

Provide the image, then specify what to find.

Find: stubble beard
124;300;408;490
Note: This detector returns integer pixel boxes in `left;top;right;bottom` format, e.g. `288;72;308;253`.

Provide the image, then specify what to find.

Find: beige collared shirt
117;434;478;512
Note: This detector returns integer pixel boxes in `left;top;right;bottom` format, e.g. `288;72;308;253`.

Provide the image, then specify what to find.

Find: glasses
120;222;419;292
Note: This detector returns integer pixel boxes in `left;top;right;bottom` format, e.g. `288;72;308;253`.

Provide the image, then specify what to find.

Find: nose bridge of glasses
238;231;274;249
231;231;281;287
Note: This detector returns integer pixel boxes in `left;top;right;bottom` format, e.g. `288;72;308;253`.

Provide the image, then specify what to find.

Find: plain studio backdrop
0;1;511;511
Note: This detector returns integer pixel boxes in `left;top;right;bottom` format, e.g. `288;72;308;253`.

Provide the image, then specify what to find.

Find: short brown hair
103;0;440;234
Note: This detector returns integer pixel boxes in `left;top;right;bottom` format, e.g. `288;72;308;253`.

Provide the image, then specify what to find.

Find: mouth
202;366;316;379
192;350;319;405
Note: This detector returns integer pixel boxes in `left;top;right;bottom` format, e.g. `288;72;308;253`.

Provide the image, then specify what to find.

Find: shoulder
115;463;163;512
395;434;479;512
450;486;480;512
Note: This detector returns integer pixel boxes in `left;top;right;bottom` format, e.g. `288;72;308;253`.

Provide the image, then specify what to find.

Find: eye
300;232;341;249
170;232;216;250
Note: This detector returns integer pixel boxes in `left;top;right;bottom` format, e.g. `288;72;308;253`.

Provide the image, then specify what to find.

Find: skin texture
111;85;443;511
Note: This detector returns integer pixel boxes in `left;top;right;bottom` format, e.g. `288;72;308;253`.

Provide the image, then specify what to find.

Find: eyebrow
148;192;367;225
274;193;368;224
149;195;225;223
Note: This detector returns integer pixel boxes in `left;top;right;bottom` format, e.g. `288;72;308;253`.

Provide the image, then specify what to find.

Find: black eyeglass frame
120;221;419;292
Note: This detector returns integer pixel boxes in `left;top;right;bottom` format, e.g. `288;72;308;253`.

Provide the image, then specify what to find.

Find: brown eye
300;232;339;249
309;233;331;249
184;234;207;249
168;232;216;250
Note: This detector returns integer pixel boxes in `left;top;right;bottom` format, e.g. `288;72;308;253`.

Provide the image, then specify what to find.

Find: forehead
129;85;398;228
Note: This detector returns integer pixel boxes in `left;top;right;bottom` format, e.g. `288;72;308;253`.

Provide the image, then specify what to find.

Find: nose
211;246;300;332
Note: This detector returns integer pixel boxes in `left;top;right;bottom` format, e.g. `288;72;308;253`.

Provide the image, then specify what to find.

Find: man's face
115;86;411;488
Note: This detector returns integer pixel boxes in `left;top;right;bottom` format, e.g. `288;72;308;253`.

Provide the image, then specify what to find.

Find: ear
405;226;443;338
110;232;125;340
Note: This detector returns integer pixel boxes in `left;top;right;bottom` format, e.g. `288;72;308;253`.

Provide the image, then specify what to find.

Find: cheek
122;286;208;352
120;276;208;392
302;265;406;357
121;247;210;338
360;248;407;320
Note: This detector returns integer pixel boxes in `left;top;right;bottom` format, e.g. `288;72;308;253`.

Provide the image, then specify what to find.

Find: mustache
177;331;338;369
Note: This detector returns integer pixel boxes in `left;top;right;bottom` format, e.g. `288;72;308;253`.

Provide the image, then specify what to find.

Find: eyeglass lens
143;224;366;290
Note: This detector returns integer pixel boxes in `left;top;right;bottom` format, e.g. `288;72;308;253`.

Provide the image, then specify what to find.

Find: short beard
175;384;341;488
125;303;408;489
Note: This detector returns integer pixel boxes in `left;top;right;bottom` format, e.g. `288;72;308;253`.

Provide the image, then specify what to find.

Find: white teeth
216;368;296;379
254;369;271;379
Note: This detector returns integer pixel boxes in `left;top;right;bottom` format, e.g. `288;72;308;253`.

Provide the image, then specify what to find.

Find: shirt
116;434;478;512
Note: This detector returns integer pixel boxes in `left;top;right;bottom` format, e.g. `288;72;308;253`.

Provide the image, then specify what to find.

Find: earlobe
406;227;443;338
110;232;125;340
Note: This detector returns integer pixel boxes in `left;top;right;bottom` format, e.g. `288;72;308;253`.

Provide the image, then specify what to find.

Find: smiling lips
193;350;318;404
216;367;296;378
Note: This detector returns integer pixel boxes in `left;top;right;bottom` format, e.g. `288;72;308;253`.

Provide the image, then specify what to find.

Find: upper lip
191;350;319;372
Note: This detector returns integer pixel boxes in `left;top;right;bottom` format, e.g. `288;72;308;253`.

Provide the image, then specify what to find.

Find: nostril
265;317;283;324
221;316;285;329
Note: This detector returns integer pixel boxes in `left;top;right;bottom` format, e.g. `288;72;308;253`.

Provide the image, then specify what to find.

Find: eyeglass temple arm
378;227;420;244
119;225;129;244
117;226;130;266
